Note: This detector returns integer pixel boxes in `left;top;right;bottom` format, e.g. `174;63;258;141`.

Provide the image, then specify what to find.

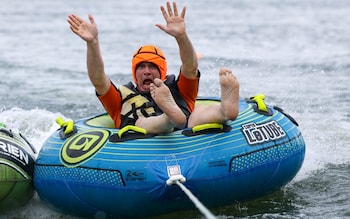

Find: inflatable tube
0;125;36;212
34;96;305;218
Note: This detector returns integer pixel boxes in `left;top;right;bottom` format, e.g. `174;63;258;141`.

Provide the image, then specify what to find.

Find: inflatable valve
251;94;268;112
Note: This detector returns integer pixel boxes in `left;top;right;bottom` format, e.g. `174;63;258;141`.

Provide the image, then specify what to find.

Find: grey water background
0;0;349;218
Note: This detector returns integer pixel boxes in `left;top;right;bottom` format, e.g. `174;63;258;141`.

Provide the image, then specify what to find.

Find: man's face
135;62;161;92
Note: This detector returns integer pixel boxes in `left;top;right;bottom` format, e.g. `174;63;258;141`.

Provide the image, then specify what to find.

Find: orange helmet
132;45;167;83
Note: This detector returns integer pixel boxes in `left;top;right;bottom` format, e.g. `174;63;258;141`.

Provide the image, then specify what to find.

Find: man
68;2;239;134
68;2;199;134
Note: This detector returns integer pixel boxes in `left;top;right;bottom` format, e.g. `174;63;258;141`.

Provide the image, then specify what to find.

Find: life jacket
119;75;190;129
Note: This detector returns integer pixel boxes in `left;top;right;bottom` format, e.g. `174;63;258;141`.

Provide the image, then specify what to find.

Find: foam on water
0;108;62;156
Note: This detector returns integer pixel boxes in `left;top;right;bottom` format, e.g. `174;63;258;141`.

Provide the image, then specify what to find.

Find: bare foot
150;78;186;126
219;68;240;120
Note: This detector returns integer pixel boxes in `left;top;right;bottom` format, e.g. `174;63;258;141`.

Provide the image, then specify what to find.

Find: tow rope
166;170;217;219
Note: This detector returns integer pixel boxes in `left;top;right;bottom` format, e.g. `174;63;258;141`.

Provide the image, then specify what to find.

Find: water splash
0;108;64;156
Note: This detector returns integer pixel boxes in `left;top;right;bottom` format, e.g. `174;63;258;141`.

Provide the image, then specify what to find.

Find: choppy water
1;0;349;218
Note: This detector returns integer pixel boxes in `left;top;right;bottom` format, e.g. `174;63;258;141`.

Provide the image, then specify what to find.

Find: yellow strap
118;125;147;138
65;120;74;134
55;117;65;126
252;94;268;112
56;117;75;135
192;123;223;133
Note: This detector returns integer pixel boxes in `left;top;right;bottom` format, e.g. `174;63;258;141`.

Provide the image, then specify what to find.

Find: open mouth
143;79;153;85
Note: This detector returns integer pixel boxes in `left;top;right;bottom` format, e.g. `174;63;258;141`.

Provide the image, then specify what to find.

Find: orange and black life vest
119;75;190;128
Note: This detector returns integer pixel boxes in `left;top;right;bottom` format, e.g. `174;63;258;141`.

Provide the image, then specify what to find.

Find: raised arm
67;14;110;95
156;2;198;79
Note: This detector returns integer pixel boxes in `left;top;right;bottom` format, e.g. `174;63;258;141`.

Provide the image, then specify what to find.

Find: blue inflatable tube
34;97;305;218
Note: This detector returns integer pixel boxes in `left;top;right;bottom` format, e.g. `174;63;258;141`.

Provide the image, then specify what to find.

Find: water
1;0;349;218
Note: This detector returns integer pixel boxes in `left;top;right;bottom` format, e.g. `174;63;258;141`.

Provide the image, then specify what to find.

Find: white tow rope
166;175;217;219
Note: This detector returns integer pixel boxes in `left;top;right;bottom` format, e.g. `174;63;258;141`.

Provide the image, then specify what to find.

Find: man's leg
135;78;186;134
188;67;239;127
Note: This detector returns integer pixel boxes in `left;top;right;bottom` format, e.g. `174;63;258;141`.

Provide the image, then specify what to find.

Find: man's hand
156;2;187;38
68;14;98;43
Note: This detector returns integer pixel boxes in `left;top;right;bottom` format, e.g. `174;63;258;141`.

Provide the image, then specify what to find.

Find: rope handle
117;125;147;138
167;174;217;219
